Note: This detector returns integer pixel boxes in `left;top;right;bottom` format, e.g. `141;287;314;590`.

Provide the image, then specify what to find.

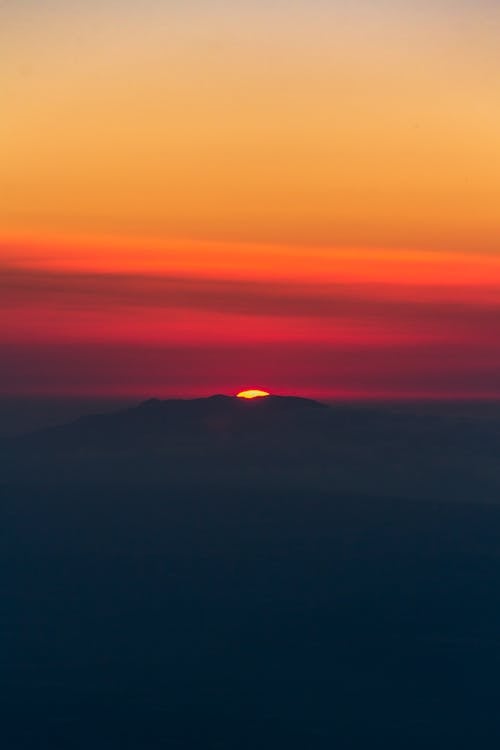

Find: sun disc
236;389;271;399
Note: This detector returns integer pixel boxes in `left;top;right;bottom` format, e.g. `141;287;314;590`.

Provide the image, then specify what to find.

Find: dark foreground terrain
2;397;500;748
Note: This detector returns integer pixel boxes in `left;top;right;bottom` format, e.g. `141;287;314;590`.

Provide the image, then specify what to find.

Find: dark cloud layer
2;266;499;397
2;339;500;398
2;266;500;331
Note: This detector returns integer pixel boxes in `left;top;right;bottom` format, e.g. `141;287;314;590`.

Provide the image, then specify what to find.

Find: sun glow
236;390;271;400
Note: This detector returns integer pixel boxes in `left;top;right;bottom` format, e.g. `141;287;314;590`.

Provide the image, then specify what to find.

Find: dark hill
3;395;500;503
12;394;328;452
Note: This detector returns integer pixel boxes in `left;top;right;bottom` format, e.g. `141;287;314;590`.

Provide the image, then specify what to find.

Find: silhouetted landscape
2;396;500;747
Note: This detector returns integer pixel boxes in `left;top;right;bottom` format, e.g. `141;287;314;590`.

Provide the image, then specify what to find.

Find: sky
1;0;499;399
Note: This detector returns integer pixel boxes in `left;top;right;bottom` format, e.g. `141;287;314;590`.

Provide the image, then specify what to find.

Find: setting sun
236;390;271;400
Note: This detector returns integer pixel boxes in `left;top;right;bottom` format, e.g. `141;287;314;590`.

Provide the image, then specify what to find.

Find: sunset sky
1;0;499;398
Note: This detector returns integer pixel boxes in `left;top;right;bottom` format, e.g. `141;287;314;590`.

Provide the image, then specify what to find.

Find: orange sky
1;1;499;398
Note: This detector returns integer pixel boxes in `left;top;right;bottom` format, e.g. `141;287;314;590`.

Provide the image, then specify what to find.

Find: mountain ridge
8;393;329;450
3;394;500;503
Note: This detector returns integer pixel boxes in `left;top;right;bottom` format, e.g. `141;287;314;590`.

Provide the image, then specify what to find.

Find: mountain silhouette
3;395;500;502
12;394;328;451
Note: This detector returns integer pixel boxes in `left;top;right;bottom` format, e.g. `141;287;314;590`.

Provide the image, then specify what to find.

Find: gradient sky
1;0;499;398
